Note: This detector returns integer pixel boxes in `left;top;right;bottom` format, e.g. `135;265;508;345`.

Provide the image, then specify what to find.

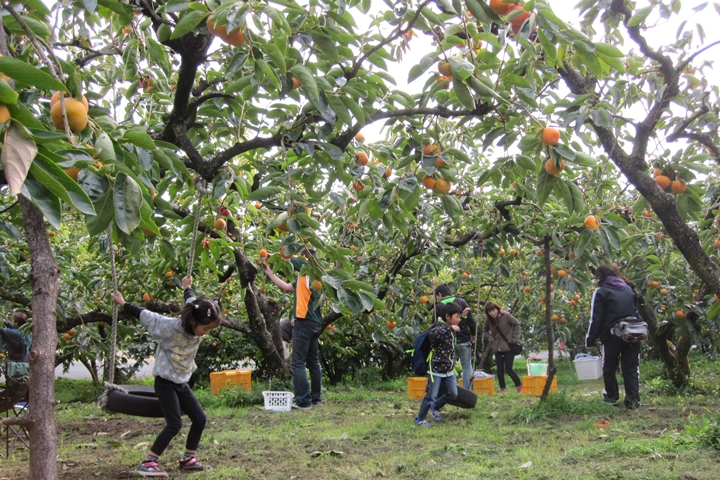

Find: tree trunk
636;295;689;389
541;236;556;401
7;196;60;479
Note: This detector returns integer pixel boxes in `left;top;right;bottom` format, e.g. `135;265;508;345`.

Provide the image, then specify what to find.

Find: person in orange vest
263;248;324;409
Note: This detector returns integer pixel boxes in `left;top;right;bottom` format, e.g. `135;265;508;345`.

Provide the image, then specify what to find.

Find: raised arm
263;261;295;293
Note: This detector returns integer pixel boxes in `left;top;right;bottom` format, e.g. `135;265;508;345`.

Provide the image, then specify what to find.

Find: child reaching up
414;301;462;427
111;276;222;478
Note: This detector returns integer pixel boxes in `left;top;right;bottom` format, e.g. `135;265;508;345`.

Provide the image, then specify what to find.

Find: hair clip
207;308;212;317
194;304;199;309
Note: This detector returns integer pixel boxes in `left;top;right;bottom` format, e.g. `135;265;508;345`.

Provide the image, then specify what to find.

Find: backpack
611;316;648;343
410;330;433;376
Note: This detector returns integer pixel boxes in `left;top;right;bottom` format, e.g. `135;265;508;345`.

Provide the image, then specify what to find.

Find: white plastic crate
574;354;603;380
262;391;294;411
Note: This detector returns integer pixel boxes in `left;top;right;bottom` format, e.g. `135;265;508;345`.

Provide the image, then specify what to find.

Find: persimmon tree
1;0;720;475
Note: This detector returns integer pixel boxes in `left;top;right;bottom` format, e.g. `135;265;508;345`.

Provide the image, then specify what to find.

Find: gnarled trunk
8;196;60;479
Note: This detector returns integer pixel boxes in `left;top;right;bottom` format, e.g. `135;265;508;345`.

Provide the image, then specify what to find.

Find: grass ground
1;355;719;479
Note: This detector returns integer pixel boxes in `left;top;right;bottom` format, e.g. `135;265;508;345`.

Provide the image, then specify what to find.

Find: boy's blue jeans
291;319;323;407
416;374;458;421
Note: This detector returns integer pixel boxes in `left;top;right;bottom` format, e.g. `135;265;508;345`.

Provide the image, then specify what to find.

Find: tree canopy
1;0;720;474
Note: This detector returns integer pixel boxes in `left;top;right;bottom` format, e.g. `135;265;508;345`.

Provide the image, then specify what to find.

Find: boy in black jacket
414;301;462;427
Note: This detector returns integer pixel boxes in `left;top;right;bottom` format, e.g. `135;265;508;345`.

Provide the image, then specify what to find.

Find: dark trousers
291;319;323;407
151;376;207;456
495;351;521;389
602;336;641;407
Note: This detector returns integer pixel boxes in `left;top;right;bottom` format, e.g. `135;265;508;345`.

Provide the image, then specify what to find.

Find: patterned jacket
428;321;457;374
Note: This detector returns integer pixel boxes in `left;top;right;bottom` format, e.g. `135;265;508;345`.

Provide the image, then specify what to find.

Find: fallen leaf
594;420;611;427
519;461;533;469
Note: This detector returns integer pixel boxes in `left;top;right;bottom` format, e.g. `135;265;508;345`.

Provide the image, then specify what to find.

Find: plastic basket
262;391;294;411
407;377;428;400
574;353;603;380
527;358;548;376
472;376;495;396
522;375;558;396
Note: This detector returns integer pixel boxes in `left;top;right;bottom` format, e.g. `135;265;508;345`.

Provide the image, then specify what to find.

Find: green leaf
123;130;156;150
0;78;19;105
317;142;345;161
225;76;252;93
627;6;653;27
22;175;62;229
259;41;287;73
338;287;365;314
247;186;283;201
4;15;50;40
453;77;476;110
86;188;114;236
0;57;66;91
327;95;351;128
466;76;503;102
466;0;501;23
290;65;319;100
340;96;365;126
441;194;462;223
257;58;281;91
574;228;594;259
594;42;625;58
33;152;95;215
408;52;437;84
601;226;621;250
95;132;116;162
113;173;143;234
448;57;475;81
536;170;556;206
557;178;583;215
553;144;576;160
146;38;172;76
122;40;138;81
571;151;597;167
170;10;208;40
516;154;537;171
321;274;344;289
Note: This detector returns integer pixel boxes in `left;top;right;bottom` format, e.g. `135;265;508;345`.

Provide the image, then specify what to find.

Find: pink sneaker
517;386;523;394
499;388;508;394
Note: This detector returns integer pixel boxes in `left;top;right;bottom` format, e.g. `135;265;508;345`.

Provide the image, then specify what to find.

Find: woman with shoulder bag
483;302;523;393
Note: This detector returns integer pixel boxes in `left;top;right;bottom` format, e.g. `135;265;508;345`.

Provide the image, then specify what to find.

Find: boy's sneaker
292;402;311;410
429;406;441;422
498;388;508;394
179;457;211;471
311;399;324;406
516;386;523;394
414;418;432;427
625;400;641;410
136;461;169;478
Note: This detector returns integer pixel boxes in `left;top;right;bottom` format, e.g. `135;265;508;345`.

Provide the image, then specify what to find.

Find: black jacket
586;276;640;347
438;297;477;344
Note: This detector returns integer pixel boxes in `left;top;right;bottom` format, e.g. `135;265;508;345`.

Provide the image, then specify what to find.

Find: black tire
105;385;165;418
438;385;477;409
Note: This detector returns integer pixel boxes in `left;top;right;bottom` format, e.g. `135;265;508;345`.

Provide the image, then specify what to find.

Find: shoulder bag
492;319;523;355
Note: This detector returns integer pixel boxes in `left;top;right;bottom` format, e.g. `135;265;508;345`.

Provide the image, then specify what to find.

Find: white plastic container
262;391;294;411
574;353;603;380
